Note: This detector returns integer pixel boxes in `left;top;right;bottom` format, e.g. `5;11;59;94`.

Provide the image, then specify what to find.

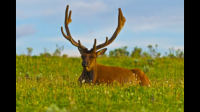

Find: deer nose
82;61;88;67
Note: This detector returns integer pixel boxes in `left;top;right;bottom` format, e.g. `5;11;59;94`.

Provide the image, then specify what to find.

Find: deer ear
96;48;107;56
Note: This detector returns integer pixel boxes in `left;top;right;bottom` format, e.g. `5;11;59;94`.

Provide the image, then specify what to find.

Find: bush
62;54;68;58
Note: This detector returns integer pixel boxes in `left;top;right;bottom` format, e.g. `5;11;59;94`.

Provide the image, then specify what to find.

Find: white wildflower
82;79;85;84
104;91;109;94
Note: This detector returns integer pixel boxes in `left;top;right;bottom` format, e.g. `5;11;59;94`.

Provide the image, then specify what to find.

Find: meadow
16;56;184;112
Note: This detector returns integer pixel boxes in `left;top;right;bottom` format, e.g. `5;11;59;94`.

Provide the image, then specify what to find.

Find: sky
16;0;184;57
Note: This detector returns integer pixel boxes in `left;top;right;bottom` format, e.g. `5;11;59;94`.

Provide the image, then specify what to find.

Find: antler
61;5;86;50
93;8;126;51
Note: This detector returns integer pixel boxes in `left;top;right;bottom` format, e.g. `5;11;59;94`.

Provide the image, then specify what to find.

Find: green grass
16;56;184;112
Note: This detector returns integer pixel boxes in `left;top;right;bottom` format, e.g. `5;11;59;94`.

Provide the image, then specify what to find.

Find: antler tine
92;39;97;51
61;27;85;49
95;37;108;51
61;5;86;50
95;8;126;51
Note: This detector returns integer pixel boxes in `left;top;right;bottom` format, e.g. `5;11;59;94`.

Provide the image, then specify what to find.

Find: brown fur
78;63;151;87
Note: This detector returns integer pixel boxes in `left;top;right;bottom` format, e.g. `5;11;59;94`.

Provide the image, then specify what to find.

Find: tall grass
16;56;184;112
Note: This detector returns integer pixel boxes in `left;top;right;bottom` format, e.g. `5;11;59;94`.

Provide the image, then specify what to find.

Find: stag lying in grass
61;5;151;87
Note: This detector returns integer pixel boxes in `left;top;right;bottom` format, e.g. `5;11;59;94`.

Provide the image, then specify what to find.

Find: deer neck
83;61;97;84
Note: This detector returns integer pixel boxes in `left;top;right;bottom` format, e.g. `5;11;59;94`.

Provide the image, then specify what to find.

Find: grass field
16;56;184;112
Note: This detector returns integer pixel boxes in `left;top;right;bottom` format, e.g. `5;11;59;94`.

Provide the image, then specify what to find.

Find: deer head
61;5;126;71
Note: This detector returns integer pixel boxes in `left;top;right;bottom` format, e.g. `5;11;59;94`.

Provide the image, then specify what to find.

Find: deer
61;5;151;87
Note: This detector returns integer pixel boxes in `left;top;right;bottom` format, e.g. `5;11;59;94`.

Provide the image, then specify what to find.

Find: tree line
20;44;184;59
107;44;183;58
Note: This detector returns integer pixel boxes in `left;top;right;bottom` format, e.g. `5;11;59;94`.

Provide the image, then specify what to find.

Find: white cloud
16;0;112;19
127;15;183;32
16;24;36;39
16;0;183;33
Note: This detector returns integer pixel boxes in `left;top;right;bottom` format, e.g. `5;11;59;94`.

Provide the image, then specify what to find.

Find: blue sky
16;0;184;57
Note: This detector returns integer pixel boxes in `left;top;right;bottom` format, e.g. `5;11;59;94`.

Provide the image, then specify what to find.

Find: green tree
53;49;61;56
109;51;114;57
155;44;158;53
40;47;51;57
175;49;184;58
168;47;177;58
156;52;161;58
130;46;142;58
147;45;153;57
26;47;33;56
53;44;64;57
175;49;180;57
178;51;184;58
142;51;150;58
40;52;51;57
168;54;175;58
62;54;68;58
109;46;129;57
